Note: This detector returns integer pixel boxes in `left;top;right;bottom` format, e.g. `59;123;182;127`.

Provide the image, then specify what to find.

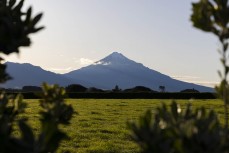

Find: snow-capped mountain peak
64;52;213;92
94;52;134;65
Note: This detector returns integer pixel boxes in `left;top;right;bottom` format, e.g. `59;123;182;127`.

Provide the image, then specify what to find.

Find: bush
0;1;74;152
123;86;154;93
87;87;104;93
0;83;74;153
129;1;229;153
128;101;228;153
180;88;200;93
66;84;87;92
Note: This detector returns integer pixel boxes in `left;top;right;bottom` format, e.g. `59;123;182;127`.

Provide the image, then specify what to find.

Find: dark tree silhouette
180;88;200;93
159;85;165;92
112;85;121;92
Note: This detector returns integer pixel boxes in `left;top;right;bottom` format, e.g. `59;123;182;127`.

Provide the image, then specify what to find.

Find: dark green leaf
25;7;32;24
9;0;16;8
18;120;35;145
32;13;43;26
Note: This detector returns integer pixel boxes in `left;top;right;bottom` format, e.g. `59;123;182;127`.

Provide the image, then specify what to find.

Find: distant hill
2;52;214;92
2;62;73;89
64;52;214;92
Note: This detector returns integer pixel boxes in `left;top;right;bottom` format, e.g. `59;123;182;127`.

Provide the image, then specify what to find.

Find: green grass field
18;99;225;153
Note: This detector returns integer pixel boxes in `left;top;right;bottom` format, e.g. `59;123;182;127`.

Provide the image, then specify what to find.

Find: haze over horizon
3;0;220;87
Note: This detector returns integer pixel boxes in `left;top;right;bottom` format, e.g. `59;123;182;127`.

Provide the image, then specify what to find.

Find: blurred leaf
18;120;35;146
25;7;32;24
9;0;16;8
129;101;225;153
31;13;43;26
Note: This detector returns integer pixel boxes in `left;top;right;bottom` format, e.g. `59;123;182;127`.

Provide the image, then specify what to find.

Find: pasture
17;99;224;153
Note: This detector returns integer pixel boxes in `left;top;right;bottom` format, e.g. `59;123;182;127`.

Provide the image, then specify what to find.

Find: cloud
74;58;94;65
171;75;219;87
59;54;64;57
188;81;219;87
93;61;111;66
79;58;94;65
47;67;73;74
171;76;200;80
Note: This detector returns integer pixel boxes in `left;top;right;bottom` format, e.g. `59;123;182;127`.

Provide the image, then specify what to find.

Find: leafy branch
0;1;74;152
129;1;229;153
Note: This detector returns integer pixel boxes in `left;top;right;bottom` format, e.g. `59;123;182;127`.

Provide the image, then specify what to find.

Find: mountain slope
2;52;214;92
64;52;213;92
2;62;73;88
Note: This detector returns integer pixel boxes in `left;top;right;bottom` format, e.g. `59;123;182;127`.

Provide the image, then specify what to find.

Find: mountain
64;52;214;92
2;62;73;89
1;52;214;92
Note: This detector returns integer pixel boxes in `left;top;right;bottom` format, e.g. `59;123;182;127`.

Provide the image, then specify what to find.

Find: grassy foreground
17;99;224;153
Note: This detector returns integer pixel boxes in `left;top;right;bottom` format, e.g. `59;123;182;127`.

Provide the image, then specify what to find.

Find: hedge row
6;92;217;99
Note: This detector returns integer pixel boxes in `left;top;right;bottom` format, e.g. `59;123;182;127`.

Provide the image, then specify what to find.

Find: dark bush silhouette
22;86;42;92
123;86;154;93
180;88;200;93
66;84;87;92
4;92;216;99
87;87;104;93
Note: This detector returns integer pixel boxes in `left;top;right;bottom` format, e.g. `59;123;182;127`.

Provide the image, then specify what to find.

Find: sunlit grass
19;99;224;153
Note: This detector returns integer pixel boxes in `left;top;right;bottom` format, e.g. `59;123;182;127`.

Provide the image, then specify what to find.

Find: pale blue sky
5;0;220;87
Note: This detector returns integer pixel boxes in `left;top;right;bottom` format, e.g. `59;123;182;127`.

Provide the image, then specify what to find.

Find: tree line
1;84;202;93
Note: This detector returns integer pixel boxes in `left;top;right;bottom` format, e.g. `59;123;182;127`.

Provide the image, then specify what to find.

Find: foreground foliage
0;0;44;83
0;84;74;153
0;1;74;152
0;0;44;55
191;0;229;127
1;0;229;152
129;101;229;153
129;1;229;153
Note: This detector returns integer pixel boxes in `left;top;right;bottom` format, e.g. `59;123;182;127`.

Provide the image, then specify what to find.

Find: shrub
123;86;154;93
0;1;74;152
0;83;74;153
66;84;87;92
180;88;200;93
128;101;227;153
129;1;229;153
